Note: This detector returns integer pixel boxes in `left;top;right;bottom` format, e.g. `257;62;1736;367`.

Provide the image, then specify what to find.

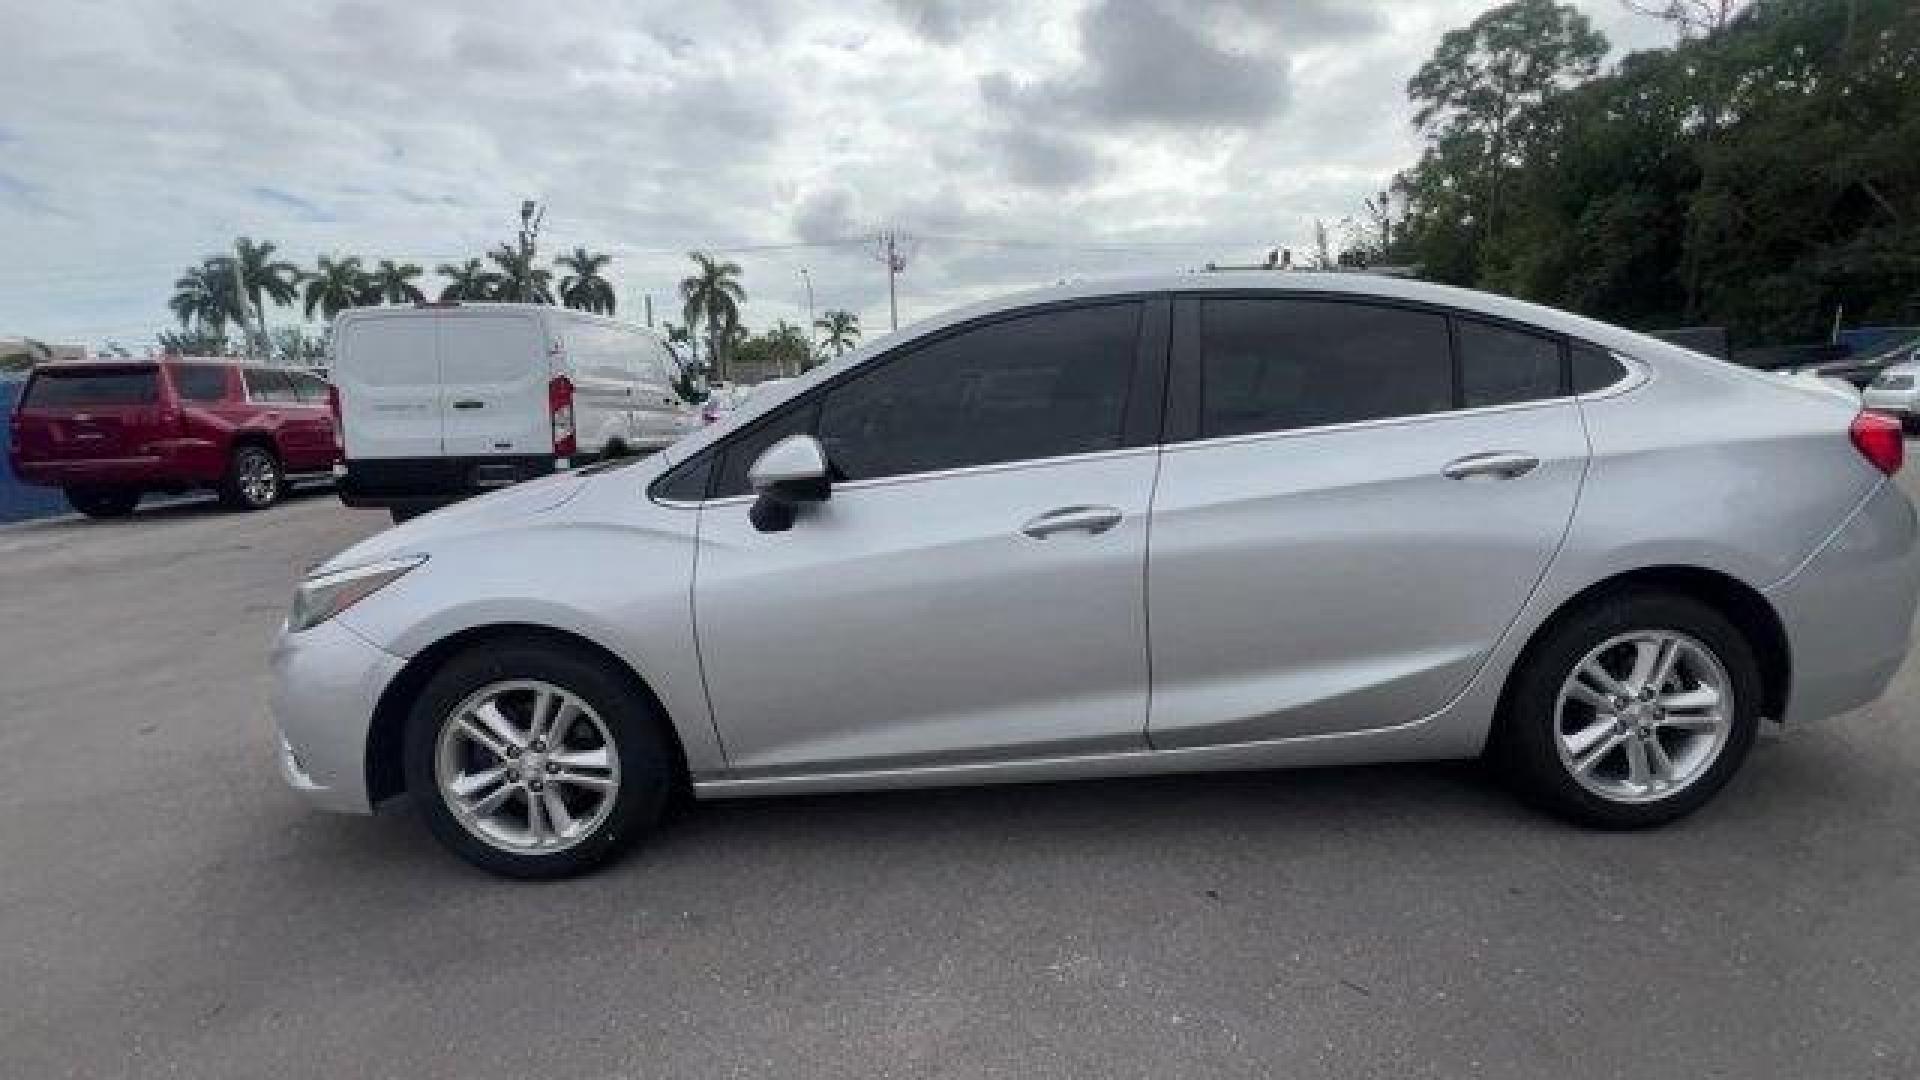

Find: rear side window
171;365;230;402
1571;341;1629;393
1457;318;1564;407
1199;298;1451;437
243;368;300;403
816;302;1140;482
23;368;158;407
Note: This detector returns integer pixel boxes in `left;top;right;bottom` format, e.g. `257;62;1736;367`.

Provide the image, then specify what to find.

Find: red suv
7;359;339;517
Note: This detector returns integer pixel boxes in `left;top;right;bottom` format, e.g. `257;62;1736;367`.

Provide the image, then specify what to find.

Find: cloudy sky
0;0;1675;350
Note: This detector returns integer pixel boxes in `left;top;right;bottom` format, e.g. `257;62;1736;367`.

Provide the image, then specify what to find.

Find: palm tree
487;244;554;304
303;256;370;321
679;251;745;381
815;309;860;358
169;261;240;334
231;238;300;343
661;320;696;368
436;258;501;302
555;247;617;314
368;259;427;305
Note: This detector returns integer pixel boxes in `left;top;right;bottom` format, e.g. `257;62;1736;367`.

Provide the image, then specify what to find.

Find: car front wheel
1495;592;1761;828
403;640;673;878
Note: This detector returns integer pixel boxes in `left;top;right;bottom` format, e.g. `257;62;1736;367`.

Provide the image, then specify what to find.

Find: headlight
287;555;427;634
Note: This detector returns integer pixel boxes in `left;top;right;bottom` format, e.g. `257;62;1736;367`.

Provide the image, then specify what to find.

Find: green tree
230;238;301;342
679;251;745;381
169;261;241;334
155;328;233;356
814;308;860;358
487;244;554;304
302;256;370;321
555;248;617;314
271;325;328;366
436;258;502;302
1403;0;1608;277
367;259;427;305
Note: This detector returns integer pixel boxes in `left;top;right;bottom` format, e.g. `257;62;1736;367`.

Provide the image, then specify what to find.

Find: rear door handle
452;399;485;410
1021;505;1123;539
1442;452;1539;481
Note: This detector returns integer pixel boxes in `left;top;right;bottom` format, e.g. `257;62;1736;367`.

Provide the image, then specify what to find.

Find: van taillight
549;376;576;458
327;384;344;452
1851;411;1903;475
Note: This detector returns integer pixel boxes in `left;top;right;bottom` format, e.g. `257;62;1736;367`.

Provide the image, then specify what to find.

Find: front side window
170;365;230;402
1457;318;1564;408
1199;298;1451;438
816;302;1140;482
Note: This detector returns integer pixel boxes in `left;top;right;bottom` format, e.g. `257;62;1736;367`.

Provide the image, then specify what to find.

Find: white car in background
1864;362;1920;430
330;304;698;521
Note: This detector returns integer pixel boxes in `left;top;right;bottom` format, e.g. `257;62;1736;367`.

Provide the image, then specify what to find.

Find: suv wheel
403;640;674;879
219;445;283;511
1495;592;1761;828
64;487;141;518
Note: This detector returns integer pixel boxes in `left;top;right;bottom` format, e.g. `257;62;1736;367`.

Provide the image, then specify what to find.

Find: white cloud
0;0;1679;348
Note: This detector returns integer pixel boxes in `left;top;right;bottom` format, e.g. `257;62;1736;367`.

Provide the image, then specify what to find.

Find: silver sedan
271;274;1920;878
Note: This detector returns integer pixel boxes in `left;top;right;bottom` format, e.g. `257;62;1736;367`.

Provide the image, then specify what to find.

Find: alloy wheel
1552;630;1733;804
433;679;622;854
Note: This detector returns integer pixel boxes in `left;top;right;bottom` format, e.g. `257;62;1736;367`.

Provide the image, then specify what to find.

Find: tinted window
654;450;714;501
1199;298;1451;437
287;372;330;403
243;367;300;403
1457;318;1563;407
715;403;819;498
817;303;1139;482
1571;341;1629;393
23;368;158;406
170;365;229;402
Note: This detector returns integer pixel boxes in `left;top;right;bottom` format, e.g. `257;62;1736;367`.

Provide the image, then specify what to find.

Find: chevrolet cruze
271;274;1920;878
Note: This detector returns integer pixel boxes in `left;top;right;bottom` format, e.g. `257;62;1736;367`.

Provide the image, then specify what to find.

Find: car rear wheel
219;445;282;511
403;640;673;878
1494;592;1762;828
64;487;141;518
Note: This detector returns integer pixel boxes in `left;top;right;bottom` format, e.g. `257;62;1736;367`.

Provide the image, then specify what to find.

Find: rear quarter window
1571;341;1630;393
23;368;158;407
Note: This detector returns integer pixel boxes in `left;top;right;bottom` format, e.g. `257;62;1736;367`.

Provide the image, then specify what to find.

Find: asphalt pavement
2;480;1918;1079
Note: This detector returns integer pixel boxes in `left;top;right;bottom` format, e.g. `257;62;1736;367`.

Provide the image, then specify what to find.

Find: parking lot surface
3;481;1919;1079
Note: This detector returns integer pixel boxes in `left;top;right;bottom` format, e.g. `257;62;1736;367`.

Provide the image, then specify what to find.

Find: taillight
1851;411;1903;475
549;375;576;458
327;384;344;453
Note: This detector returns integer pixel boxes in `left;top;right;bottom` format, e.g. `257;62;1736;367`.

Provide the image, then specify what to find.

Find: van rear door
438;310;551;458
335;314;441;460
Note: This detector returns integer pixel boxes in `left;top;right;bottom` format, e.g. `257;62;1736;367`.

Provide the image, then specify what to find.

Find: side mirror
747;434;830;532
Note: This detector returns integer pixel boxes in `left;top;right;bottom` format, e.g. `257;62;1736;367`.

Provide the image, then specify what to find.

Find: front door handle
1021;505;1123;539
452;399;485;410
1442;451;1540;481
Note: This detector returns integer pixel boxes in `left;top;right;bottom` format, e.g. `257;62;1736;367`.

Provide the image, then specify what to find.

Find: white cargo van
330;304;697;519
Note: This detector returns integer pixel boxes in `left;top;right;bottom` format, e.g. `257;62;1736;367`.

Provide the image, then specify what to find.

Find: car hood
316;470;590;575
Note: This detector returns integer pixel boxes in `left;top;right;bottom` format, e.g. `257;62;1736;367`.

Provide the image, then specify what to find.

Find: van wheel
64;487;141;518
1493;592;1761;829
219;445;282;511
403;640;674;878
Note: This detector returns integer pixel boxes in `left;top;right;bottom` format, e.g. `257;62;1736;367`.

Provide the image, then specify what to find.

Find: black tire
403;640;674;879
218;444;283;511
1493;591;1762;828
63;487;141;518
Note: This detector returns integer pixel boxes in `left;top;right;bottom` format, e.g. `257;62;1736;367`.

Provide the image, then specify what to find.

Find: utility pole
871;229;912;331
517;200;545;302
644;294;654;328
